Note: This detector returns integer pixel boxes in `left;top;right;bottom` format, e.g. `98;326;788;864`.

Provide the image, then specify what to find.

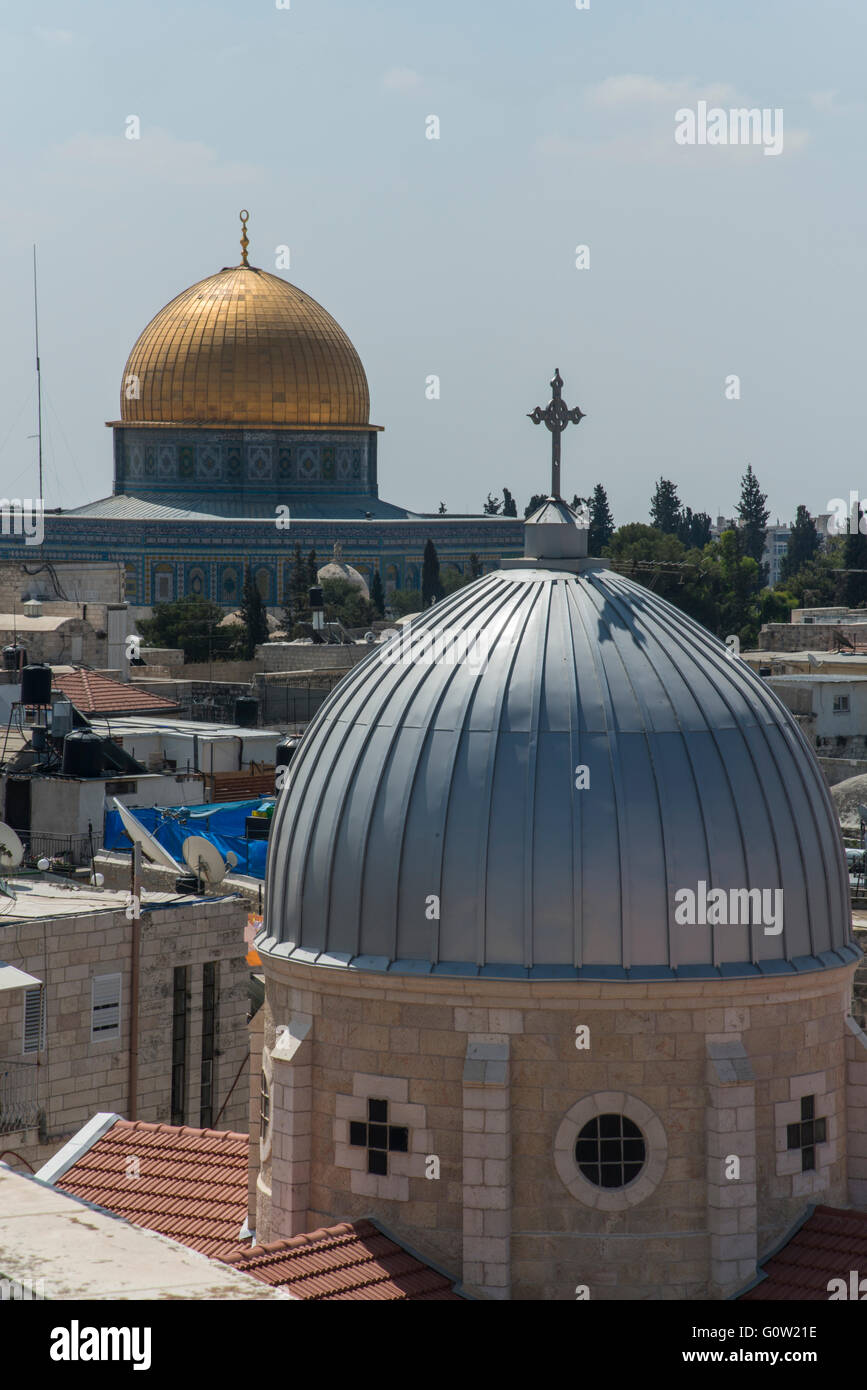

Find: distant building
763;521;791;587
0;881;250;1173
0;216;522;612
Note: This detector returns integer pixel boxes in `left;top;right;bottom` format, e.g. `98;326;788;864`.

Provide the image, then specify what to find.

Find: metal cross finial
527;367;585;500
239;209;250;267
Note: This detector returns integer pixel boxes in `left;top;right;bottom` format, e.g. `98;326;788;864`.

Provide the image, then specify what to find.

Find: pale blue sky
0;0;864;526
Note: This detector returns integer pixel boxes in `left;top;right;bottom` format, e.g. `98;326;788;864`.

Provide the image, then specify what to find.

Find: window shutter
23;987;45;1054
91;973;121;1040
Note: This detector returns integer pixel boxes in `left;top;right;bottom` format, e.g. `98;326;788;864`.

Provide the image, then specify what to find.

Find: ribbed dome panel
261;566;854;979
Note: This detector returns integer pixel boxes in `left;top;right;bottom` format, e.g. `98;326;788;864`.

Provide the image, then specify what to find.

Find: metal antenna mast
33;244;44;501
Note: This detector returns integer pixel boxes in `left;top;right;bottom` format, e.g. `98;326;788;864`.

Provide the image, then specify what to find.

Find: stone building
252;493;866;1300
0;881;249;1172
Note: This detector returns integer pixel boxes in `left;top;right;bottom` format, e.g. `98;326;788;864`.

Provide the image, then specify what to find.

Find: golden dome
119;261;370;428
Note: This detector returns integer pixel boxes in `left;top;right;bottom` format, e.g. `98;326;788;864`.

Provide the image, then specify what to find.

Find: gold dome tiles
120;265;370;428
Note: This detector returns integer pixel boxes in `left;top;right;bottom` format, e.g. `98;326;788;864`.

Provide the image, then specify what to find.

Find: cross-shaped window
786;1095;826;1172
349;1099;409;1175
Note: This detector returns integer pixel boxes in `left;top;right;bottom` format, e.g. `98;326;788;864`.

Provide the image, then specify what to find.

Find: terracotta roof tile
56;1119;250;1259
53;670;179;717
55;1121;462;1298
223;1218;462;1299
740;1205;867;1300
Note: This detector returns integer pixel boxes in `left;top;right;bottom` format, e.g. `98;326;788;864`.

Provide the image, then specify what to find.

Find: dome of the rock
119;263;370;428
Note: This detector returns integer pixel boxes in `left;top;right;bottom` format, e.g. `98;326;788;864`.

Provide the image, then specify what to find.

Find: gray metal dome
260;562;856;981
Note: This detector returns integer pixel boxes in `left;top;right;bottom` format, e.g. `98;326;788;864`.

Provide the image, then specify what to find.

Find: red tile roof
739;1205;867;1300
53;1119;461;1298
53;670;178;717
222;1221;462;1300
55;1119;249;1259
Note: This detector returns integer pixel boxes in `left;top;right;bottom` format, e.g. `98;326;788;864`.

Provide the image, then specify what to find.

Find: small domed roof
261;559;855;981
317;543;369;598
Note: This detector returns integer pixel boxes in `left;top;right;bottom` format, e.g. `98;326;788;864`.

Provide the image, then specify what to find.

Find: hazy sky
0;0;864;527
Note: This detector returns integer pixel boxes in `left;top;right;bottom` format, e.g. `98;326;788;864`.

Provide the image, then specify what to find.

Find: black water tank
3;644;27;672
234;696;259;728
21;663;52;705
62;730;103;778
308;585;323;610
276;737;299;768
31;725;47;751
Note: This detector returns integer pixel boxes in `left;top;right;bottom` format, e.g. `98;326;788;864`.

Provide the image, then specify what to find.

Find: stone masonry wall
0;897;250;1172
257;958;856;1301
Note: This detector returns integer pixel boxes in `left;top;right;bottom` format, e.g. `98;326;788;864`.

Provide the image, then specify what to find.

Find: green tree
842;506;867;607
736;464;769;570
390;588;424;616
421;538;445;608
775;534;844;607
780;506;821;583
306;549;319;588
524;493;547;517
650;478;682;534
136;597;234;664
438;501;447;514
279;543;309;632
588;483;615;556
320;577;376;628
370;569;385;616
440;565;466;596
238;563;269;659
483;492;501;515
469;552;482;578
502;488;518;518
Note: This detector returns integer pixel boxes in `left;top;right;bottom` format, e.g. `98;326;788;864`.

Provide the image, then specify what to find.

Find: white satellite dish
0;823;24;870
182;835;230;886
112;798;182;872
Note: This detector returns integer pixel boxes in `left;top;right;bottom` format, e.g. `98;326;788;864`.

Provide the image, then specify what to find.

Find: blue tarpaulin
104;798;274;879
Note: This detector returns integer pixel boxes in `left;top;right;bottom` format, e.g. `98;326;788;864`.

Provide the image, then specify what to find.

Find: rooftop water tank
276;737;300;768
2;644;27;672
62;730;103;778
234;696;259;728
21;664;52;706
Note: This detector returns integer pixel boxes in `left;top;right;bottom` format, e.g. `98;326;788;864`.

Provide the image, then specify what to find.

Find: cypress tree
588;483;614;555
239;562;269;659
421;538;444;607
370;569;385;616
736;464;769;571
650;478;682;534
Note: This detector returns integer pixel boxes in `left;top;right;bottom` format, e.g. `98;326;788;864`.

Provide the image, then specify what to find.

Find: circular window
554;1093;667;1211
575;1113;646;1189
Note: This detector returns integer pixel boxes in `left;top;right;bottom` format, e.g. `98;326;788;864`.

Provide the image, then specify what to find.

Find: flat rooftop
0;876;205;923
89;716;278;740
0;1166;288;1300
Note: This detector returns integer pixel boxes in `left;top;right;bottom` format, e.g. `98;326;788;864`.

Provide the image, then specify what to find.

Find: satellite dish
112;798;182;872
0;823;24;870
182;835;230;886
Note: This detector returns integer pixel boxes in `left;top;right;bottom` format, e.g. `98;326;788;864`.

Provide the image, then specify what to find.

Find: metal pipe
128;842;141;1120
